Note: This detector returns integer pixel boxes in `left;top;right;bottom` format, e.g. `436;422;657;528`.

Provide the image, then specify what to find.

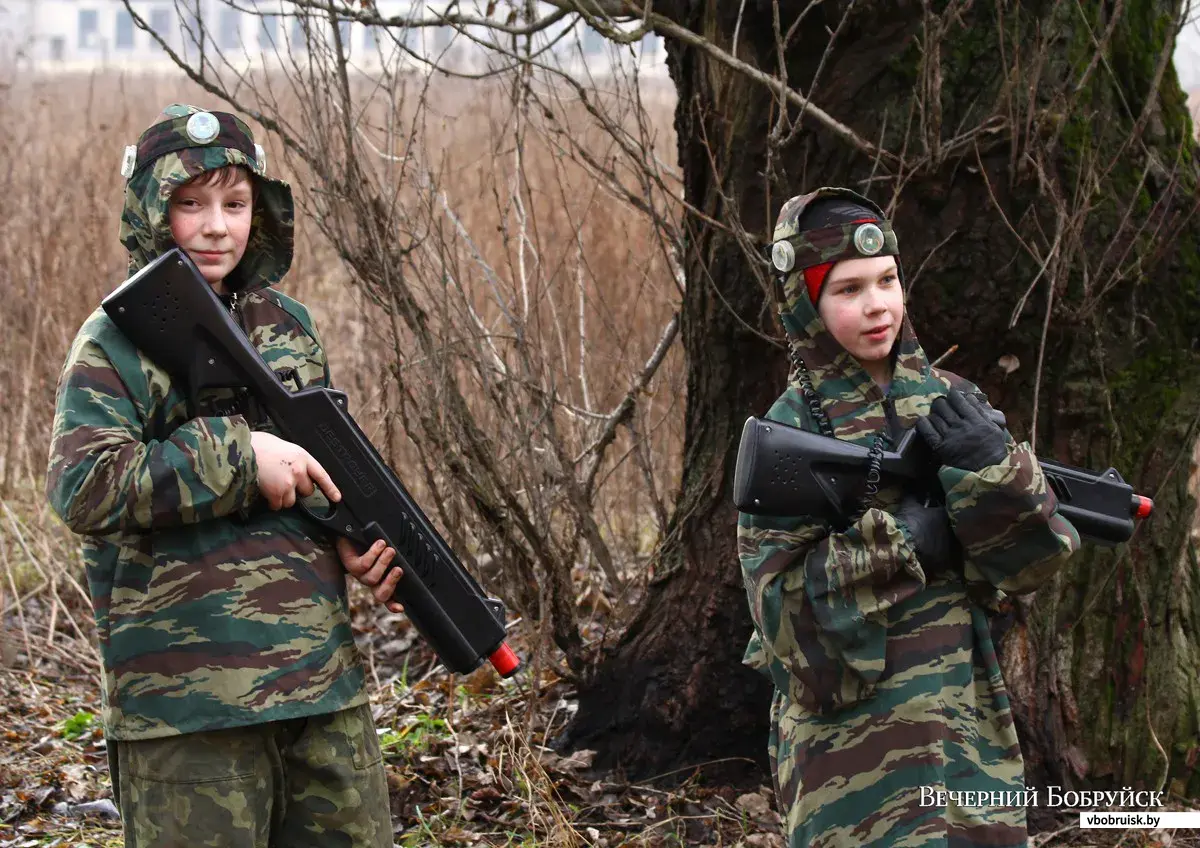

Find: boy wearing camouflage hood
46;105;401;846
738;187;1080;847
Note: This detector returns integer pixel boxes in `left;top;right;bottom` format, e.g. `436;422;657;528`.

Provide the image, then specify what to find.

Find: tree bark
565;0;1200;800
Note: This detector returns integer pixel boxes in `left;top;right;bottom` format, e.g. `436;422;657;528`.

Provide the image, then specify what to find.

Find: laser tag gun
102;248;521;678
733;412;1154;546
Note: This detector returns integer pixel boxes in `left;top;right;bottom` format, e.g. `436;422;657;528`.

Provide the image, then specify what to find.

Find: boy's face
816;255;905;365
168;170;254;293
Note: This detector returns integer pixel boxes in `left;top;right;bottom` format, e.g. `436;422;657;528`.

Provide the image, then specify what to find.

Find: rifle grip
359;521;409;602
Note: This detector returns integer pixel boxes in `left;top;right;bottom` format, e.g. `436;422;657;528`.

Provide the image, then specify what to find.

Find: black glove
893;495;960;574
915;389;1008;472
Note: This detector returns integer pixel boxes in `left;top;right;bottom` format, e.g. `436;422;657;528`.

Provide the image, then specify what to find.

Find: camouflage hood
118;103;294;292
770;187;941;434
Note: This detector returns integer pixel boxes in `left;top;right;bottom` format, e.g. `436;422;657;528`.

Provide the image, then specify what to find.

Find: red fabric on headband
804;262;834;304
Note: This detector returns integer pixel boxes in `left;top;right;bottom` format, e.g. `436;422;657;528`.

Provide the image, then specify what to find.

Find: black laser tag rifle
732;413;1154;546
102;248;521;678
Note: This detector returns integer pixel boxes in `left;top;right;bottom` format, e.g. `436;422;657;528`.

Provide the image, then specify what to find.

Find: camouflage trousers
110;703;392;848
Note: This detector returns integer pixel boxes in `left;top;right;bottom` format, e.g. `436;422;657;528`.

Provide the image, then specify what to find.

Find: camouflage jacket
46;105;366;740
739;188;1080;846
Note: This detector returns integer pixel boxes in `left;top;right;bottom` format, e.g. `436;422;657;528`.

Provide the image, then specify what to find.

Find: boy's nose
201;208;229;236
862;291;886;313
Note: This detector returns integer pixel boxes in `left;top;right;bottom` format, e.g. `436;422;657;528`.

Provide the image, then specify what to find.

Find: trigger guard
296;499;367;546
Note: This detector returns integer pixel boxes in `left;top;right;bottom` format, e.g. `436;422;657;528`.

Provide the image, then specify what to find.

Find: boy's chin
190;262;232;290
848;342;894;362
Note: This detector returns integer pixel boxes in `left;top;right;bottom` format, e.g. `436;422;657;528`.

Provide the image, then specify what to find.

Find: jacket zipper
229;291;243;330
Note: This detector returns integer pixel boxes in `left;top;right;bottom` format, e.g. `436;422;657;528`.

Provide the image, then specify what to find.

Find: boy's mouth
863;324;891;338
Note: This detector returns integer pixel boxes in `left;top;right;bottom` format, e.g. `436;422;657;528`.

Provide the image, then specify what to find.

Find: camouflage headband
121;110;266;182
769;220;899;274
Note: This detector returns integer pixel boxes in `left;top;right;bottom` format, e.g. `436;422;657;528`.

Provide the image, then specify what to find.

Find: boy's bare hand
249;431;341;510
335;537;405;614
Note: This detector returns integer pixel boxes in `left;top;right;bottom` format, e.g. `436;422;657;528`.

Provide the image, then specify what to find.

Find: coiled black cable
789;345;887;524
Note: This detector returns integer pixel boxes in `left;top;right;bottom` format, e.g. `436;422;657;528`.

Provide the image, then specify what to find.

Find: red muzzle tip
488;644;521;678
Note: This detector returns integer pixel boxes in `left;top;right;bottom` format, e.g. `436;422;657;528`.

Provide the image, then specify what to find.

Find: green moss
1158;61;1193;147
1110;4;1174;121
886;38;922;89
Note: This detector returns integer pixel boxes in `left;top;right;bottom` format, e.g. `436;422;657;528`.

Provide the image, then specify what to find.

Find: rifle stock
102;248;520;678
733;416;1153;546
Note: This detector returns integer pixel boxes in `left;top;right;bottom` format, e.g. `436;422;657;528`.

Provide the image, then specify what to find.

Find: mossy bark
566;0;1200;797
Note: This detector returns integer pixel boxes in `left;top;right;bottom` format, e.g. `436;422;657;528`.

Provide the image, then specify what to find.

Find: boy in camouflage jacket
738;187;1080;847
47;104;403;847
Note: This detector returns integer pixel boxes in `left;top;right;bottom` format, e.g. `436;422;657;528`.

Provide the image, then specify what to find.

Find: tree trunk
566;0;1200;799
556;4;787;785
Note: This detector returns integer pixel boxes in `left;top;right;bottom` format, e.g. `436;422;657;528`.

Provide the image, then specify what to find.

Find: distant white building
1177;14;1200;91
0;0;667;78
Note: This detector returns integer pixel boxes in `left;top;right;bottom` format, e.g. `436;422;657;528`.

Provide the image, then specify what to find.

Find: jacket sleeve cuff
939;442;1079;593
939;441;1052;534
